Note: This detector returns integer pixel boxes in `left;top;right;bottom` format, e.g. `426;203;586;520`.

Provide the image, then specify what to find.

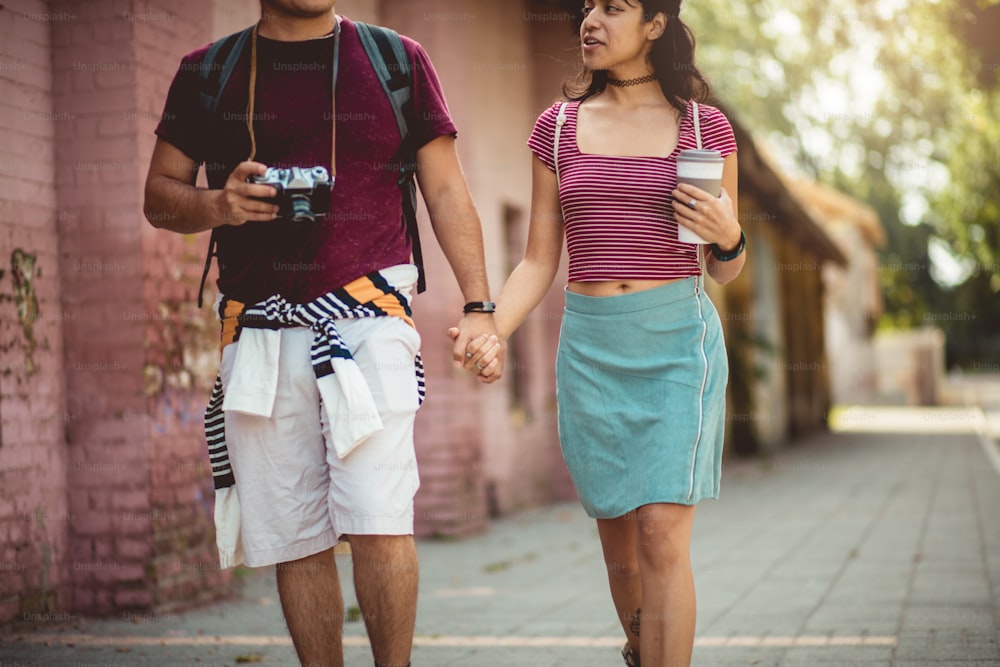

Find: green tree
682;0;1000;366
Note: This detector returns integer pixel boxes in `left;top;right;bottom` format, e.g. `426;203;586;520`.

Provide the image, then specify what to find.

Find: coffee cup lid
677;149;723;162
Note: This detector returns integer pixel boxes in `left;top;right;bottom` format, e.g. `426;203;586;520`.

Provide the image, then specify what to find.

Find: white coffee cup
676;149;724;244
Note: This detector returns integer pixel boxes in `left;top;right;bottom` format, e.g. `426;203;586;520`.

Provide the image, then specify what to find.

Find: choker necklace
607;73;657;87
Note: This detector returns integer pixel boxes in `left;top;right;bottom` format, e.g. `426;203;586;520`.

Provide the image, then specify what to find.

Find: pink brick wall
50;0;158;617
0;0;576;624
42;0;233;620
133;0;236;611
382;0;490;538
528;16;579;504
381;0;572;535
0;0;73;626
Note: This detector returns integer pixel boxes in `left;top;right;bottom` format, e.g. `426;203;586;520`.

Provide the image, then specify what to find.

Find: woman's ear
647;12;667;40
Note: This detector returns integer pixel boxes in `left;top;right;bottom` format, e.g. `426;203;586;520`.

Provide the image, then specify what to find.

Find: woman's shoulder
530;101;577;141
691;101;732;127
691;100;738;154
528;100;578;170
535;100;575;125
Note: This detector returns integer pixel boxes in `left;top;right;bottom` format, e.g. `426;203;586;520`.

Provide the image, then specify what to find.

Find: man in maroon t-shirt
143;2;503;666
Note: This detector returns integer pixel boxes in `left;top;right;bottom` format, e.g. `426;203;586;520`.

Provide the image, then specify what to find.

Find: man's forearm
426;186;492;301
144;176;226;234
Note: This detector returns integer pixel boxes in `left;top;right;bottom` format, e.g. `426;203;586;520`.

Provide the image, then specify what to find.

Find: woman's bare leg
597;513;643;658
634;503;696;667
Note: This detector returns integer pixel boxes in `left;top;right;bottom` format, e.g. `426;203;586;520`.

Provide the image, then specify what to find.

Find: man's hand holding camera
219;162;333;227
216;161;280;226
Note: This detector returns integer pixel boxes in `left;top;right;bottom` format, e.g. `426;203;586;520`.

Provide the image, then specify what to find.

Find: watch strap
463;301;496;314
711;230;746;262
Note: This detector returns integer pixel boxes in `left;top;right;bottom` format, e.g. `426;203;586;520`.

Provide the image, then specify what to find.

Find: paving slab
2;407;999;666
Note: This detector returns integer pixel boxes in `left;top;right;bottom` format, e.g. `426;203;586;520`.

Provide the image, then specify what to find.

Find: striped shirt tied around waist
204;267;426;491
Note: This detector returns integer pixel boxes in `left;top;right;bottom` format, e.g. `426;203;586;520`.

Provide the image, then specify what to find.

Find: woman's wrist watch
711;230;746;262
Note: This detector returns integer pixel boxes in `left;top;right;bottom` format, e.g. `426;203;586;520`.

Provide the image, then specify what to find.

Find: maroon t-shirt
155;17;457;303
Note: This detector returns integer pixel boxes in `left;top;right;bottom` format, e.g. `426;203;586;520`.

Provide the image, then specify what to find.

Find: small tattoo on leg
630;607;641;637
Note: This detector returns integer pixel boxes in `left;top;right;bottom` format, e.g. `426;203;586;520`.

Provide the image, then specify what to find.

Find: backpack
195;21;426;307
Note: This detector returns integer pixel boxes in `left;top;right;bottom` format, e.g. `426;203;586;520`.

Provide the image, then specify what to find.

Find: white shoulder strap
690;100;707;273
692;100;702;149
554;102;569;182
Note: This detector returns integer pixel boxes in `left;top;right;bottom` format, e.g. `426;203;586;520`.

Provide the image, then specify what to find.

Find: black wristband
711;230;746;262
463;301;496;314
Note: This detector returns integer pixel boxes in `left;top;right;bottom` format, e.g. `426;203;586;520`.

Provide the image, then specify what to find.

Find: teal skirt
556;276;728;518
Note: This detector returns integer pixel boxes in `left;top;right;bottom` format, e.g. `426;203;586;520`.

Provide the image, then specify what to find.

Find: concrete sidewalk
2;407;999;666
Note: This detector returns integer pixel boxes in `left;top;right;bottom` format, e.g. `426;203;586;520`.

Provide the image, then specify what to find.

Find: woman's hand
671;183;742;251
447;327;504;383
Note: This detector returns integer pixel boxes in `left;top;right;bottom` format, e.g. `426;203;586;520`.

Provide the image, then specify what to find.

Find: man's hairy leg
276;547;344;667
349;535;418;667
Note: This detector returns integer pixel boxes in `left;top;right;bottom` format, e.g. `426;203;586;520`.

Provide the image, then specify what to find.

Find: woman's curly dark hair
564;0;711;113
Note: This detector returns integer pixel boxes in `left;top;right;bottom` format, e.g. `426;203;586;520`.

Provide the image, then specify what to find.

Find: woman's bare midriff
567;277;684;297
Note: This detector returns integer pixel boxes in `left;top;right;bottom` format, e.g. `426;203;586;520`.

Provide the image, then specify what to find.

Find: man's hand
143;139;279;234
448;315;505;384
216;161;280;226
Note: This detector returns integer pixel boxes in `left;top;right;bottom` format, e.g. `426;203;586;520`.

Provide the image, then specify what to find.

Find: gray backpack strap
198;27;254;116
355;22;411;140
195;26;253;308
355;22;426;292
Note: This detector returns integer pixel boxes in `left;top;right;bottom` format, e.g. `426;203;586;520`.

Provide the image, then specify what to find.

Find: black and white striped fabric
204;283;425;490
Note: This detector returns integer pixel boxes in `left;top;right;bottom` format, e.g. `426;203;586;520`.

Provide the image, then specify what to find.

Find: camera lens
288;194;315;224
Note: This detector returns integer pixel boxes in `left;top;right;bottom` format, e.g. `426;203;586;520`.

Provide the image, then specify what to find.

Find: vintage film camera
248;166;332;223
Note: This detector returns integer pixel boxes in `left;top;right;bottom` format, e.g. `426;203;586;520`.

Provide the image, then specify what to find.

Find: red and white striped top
528;100;738;282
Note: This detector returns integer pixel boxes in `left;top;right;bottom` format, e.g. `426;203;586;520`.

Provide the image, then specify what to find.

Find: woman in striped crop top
459;2;746;665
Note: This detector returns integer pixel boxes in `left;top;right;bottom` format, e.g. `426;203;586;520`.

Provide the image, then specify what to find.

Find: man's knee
348;535;417;576
276;547;336;575
347;534;415;553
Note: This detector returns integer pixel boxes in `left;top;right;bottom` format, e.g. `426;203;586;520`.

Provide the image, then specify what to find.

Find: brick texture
0;0;573;625
131;0;235;613
2;0;236;624
0;0;74;628
49;0;152;618
383;0;571;537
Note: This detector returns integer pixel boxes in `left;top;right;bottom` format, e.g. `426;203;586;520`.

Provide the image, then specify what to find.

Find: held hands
216;161;280;226
671;184;742;251
448;317;505;384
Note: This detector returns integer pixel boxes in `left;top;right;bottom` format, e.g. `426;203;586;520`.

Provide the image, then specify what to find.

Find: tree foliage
677;0;1000;366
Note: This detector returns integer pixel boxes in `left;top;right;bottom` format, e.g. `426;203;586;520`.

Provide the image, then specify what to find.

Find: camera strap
245;17;342;170
199;20;342;309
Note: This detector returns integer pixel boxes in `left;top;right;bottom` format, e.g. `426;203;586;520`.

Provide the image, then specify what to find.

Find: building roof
719;103;848;266
783;178;887;248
